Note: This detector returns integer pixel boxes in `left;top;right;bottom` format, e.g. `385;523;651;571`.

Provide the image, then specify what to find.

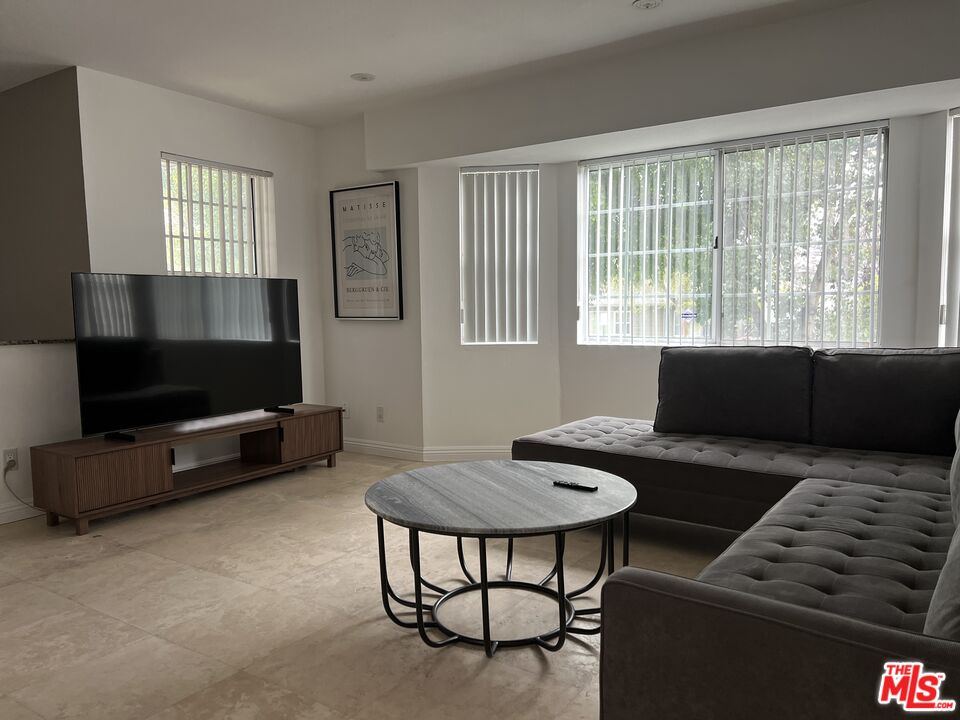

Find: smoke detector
350;73;376;82
632;0;662;8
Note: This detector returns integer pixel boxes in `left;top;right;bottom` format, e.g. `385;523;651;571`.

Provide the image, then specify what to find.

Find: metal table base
376;512;630;657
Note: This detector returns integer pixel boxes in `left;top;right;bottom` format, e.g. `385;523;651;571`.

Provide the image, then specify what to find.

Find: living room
1;0;960;718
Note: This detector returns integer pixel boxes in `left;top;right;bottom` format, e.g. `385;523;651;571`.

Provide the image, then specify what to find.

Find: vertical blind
942;111;960;347
160;154;273;277
459;166;539;344
721;125;886;347
578;122;887;348
580;150;717;345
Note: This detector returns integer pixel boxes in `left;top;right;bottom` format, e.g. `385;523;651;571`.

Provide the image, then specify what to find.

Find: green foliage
584;130;884;346
160;159;257;275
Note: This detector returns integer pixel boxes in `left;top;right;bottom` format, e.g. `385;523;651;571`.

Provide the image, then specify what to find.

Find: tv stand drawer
281;412;342;463
76;445;172;511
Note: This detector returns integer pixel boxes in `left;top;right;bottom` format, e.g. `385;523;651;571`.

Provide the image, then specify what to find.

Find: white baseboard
344;438;511;462
0;500;41;525
421;446;511;462
343;438;425;462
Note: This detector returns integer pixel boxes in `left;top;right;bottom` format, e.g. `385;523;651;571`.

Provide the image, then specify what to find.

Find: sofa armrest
601;568;960;720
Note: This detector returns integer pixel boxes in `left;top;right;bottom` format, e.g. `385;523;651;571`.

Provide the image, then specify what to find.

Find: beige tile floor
0;453;731;720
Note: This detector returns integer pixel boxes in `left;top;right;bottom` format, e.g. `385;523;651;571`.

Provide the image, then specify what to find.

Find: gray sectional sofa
513;347;960;719
513;347;959;530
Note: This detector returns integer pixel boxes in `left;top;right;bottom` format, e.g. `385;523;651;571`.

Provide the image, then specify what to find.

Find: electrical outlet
2;448;18;470
376;406;384;423
340;403;350;419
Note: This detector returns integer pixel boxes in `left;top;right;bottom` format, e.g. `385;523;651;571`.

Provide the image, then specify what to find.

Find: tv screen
72;273;303;436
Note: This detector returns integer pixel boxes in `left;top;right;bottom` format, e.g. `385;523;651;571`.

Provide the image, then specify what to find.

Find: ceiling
0;0;859;127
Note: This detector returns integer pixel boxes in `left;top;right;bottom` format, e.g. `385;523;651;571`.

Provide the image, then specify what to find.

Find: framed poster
329;181;403;319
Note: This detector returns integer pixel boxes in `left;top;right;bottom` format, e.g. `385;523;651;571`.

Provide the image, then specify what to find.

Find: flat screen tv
72;273;302;436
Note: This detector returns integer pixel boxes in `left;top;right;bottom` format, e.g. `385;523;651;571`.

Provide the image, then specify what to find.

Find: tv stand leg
45;511;59;527
74;518;89;536
327;454;337;468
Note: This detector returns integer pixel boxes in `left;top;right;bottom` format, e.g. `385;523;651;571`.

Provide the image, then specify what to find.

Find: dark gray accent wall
0;67;89;341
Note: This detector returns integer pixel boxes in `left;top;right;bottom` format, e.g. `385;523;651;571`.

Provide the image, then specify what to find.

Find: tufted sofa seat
696;478;954;632
602;473;960;720
514;416;951;530
516;416;950;490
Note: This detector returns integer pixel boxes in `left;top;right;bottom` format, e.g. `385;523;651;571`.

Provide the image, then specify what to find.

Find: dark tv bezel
71;271;303;437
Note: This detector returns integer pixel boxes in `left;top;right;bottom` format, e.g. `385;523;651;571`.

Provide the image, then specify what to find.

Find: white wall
315;118;424;456
0;344;80;523
314;122;561;458
916;111;952;347
417;165;561;455
364;0;960;168
880;116;922;347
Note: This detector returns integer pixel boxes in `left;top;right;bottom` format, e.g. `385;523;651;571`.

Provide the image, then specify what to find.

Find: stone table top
364;460;637;537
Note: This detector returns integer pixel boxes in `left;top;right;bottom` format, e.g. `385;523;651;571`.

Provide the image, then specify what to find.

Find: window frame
577;146;721;346
577;120;889;348
160;152;274;278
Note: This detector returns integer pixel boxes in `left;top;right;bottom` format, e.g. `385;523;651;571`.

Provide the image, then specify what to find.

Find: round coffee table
364;460;637;656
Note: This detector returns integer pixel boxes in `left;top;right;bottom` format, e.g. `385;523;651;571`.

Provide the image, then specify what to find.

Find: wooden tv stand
31;404;343;535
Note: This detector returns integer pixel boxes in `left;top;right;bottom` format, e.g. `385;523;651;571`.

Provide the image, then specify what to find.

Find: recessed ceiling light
632;0;662;8
350;73;376;82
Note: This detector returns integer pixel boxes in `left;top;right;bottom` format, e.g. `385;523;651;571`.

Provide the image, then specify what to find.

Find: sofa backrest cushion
811;349;960;457
653;346;813;443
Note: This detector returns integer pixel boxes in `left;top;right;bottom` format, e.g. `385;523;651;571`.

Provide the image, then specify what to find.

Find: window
579;123;887;347
160;153;274;276
459;166;539;344
581;150;717;345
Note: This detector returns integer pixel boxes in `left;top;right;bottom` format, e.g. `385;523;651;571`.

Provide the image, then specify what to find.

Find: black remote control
553;480;598;492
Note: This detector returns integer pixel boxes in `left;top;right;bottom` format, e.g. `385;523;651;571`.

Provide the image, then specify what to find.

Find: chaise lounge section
601;452;960;718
